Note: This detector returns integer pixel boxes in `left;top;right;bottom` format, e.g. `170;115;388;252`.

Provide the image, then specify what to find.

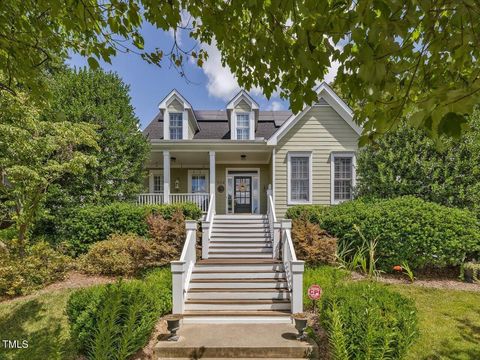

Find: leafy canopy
1;1;480;140
45;68;149;207
0;90;98;250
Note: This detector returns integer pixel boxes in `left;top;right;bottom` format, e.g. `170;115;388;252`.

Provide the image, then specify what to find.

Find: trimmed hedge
57;202;202;255
66;268;172;357
321;281;417;359
286;196;480;270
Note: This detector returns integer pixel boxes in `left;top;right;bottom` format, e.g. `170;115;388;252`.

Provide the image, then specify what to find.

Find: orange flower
393;265;403;272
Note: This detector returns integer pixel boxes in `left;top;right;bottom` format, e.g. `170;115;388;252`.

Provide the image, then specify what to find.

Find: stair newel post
291;260;305;313
171;261;185;314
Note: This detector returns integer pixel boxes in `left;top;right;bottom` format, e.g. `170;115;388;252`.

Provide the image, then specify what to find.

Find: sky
66;23;338;130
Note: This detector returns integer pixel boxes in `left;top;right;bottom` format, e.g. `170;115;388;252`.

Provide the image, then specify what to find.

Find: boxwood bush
66;267;172;358
57;202;201;255
286;196;480;270
321;281;417;359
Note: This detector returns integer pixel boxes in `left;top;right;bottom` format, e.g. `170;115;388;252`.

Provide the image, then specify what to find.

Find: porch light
241;154;247;160
174;179;180;190
171;156;176;162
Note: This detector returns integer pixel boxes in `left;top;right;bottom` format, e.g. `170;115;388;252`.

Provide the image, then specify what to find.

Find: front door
234;176;252;213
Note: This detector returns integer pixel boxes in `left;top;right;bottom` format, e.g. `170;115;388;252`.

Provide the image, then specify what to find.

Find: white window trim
330;152;356;205
149;170;164;193
287;152;313;205
163;108;188;140
187;169;209;193
231;110;255;140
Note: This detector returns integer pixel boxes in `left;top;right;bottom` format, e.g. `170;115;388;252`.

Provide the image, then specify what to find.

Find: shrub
292;217;337;264
79;210;188;276
287;197;480;270
321;282;418;359
66;268;172;358
55;202;201;255
78;233;156;276
146;209;186;261
0;241;71;297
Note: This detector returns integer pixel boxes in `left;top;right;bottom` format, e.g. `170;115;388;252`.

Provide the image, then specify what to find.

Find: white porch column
163;150;170;204
209;151;216;202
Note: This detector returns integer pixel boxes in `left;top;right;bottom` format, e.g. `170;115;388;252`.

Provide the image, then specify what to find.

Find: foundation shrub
79;210;188;276
291;217;337;264
286;197;480;270
55;202;201;256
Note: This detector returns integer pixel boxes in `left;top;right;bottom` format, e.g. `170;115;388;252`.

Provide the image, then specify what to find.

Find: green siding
274;106;358;218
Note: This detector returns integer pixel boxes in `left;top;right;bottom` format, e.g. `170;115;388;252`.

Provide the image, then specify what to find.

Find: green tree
2;1;480;141
356;109;480;216
0;92;98;255
45;68;149;207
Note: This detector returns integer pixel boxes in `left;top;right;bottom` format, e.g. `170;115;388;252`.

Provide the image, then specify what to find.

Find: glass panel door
234;176;252;213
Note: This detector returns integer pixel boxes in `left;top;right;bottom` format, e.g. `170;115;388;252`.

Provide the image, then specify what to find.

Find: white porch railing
170;193;210;212
201;194;215;259
267;185;281;259
171;220;198;314
281;219;305;314
137;193;164;205
137;193;210;212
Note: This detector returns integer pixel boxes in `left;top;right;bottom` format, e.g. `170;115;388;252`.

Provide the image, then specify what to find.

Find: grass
391;285;480;360
303;265;480;360
0;289;76;360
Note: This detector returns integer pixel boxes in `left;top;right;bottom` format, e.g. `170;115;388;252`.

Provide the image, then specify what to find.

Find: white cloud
324;60;340;84
267;101;284;111
202;42;240;100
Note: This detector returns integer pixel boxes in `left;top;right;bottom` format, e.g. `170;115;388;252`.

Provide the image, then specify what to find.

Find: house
140;82;361;323
140;82;361;217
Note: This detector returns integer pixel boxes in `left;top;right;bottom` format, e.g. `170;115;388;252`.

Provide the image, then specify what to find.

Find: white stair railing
201;194;215;259
267;185;281;259
171;220;198;314
281;219;305;314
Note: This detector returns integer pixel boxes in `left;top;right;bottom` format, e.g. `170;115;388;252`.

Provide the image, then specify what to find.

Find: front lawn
391;285;480;360
0;289;76;360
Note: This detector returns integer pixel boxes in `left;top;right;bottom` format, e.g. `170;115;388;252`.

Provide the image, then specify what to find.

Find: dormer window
226;90;259;141
236;113;250;140
169;112;183;140
158;90;199;140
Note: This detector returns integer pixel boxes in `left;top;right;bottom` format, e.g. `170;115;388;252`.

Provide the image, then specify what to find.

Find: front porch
138;146;273;214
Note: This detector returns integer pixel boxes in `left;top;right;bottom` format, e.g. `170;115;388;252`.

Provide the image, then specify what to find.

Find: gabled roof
226;90;260;110
267;82;362;145
158;89;199;131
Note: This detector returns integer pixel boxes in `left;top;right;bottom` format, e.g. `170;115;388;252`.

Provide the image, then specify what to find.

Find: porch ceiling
146;150;271;168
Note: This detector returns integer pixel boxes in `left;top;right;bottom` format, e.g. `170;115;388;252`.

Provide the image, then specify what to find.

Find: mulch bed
351;271;480;292
0;271;116;304
305;310;331;360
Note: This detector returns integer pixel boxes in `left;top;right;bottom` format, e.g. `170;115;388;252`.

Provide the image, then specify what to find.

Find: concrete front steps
155;323;318;359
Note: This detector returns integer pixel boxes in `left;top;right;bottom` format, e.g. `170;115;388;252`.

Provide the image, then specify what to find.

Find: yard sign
308;284;322;312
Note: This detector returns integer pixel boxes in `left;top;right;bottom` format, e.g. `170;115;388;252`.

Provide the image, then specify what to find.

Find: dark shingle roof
142;110;292;140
